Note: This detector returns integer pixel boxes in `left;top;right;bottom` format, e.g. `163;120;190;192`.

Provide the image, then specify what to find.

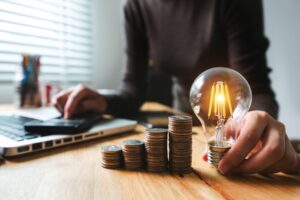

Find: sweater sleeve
103;0;149;117
221;0;279;118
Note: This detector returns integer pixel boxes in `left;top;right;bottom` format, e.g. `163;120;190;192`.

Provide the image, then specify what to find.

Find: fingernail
218;163;229;174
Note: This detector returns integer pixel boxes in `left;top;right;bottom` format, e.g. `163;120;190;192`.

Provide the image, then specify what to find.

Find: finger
69;102;86;116
80;99;104;113
224;119;235;140
65;97;106;119
232;121;285;174
224;117;245;143
52;90;72;113
261;134;299;174
260;153;287;174
218;111;269;174
53;100;63;113
64;86;90;118
52;91;64;111
246;140;263;159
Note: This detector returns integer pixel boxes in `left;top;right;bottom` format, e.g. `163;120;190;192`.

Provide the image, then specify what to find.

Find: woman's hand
53;84;107;119
203;111;300;174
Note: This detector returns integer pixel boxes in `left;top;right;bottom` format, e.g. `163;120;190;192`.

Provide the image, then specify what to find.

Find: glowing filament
208;81;233;120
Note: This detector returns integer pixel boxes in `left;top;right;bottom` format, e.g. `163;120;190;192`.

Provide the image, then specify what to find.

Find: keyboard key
0;116;40;141
0;131;10;137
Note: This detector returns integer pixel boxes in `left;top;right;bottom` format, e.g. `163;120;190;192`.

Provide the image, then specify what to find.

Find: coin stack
168;115;193;174
122;139;145;170
144;128;168;172
101;145;123;169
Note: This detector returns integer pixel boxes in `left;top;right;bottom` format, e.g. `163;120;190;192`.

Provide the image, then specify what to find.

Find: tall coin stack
122;139;145;170
101;145;123;169
144;128;168;172
168;115;193;174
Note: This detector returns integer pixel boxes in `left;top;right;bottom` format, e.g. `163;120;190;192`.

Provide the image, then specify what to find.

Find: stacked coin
101;145;123;169
144;128;168;172
168;115;193;174
122;139;145;170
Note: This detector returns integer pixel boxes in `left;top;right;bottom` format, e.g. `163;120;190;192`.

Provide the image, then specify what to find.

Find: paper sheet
14;107;61;121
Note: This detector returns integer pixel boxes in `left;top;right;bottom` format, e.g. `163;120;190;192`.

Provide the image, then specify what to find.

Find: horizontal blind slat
0;0;91;23
40;0;91;15
0;22;91;46
0;50;91;62
0;63;91;72
0;34;92;54
0;11;91;36
0;44;91;60
0;75;92;83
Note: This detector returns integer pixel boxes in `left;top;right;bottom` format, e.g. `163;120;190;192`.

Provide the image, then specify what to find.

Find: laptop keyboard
0;116;40;141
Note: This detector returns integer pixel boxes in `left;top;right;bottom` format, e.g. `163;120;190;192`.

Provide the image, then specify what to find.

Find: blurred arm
221;0;278;118
103;0;149;116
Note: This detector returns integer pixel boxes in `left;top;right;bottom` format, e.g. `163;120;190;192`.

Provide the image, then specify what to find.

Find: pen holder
15;54;42;108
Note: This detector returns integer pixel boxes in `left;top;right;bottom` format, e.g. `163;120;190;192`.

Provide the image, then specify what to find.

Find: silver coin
123;139;144;146
101;145;122;152
146;128;168;134
168;115;192;122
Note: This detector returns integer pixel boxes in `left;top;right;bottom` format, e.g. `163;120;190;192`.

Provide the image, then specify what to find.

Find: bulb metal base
207;141;231;167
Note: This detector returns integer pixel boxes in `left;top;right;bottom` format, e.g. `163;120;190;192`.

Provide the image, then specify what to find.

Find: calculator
24;112;102;134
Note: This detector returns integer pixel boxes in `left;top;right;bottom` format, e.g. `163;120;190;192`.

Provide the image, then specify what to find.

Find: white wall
0;84;14;103
264;0;300;139
91;0;123;90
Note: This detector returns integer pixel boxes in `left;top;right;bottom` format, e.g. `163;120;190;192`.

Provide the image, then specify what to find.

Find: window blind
0;0;93;85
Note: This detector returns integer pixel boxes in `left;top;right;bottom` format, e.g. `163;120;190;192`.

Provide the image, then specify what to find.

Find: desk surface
0;102;299;200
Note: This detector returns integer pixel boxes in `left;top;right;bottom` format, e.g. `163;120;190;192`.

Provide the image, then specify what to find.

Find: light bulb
189;67;252;167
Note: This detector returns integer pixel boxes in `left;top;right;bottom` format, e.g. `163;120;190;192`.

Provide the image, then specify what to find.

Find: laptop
0;107;137;157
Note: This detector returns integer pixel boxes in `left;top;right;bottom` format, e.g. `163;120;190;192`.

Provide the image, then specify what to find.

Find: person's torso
139;0;229;84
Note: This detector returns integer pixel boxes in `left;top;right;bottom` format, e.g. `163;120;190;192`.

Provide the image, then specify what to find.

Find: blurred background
0;0;299;138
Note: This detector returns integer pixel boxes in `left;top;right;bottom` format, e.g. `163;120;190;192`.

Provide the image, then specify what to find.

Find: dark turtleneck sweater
104;0;278;118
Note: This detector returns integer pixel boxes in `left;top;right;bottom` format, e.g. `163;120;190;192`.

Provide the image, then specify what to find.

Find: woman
54;0;300;174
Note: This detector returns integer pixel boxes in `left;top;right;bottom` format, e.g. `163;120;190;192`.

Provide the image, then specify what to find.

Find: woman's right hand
53;84;107;119
202;111;300;175
218;111;300;175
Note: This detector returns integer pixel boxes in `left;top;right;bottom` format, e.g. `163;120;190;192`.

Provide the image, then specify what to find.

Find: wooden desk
0;103;299;200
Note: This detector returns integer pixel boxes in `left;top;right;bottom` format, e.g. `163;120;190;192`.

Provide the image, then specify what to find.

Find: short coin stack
101;145;123;169
168;115;193;174
144;128;168;172
122;139;145;170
